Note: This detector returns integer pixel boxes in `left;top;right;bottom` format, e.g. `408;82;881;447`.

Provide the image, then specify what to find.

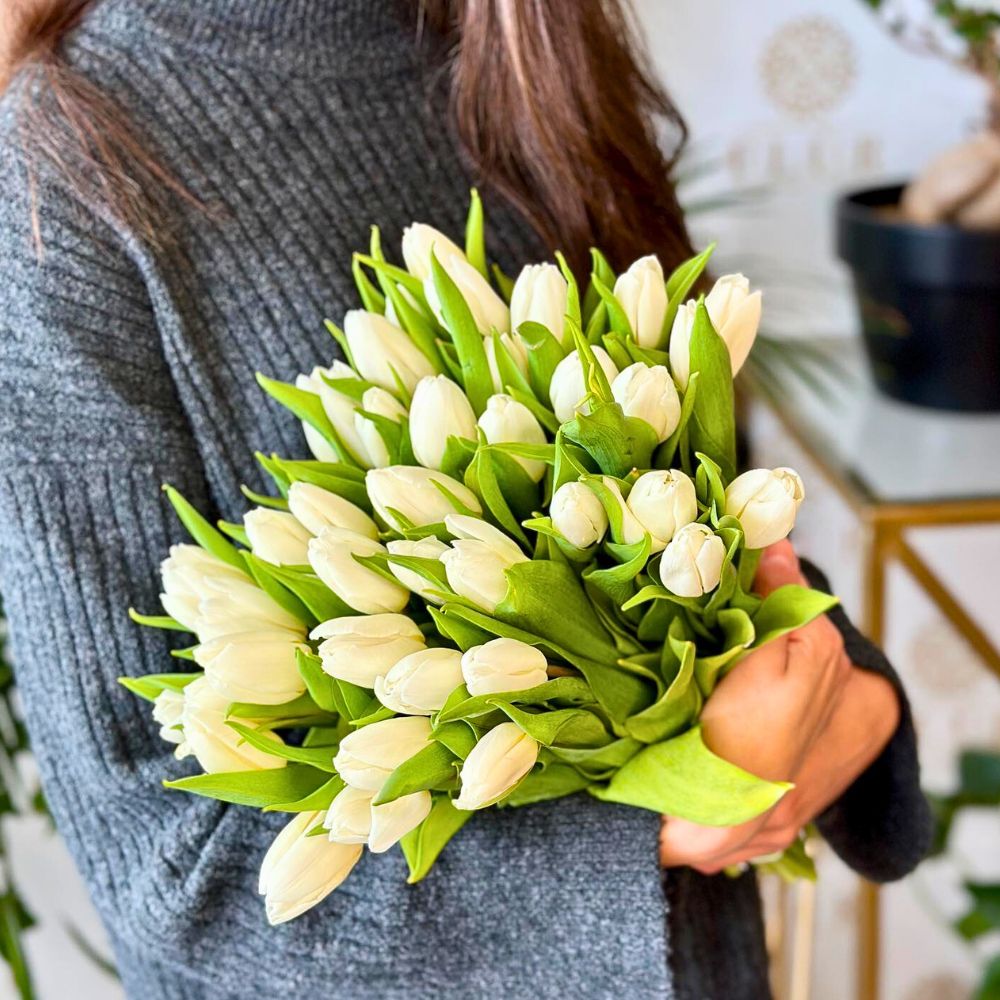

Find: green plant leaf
663;243;714;337
227;722;335;770
501;762;591;806
436;676;595;724
374;742;459;805
117;672;199;702
163;764;329;808
751;585;839;648
400;795;473;884
162;485;247;573
465;188;488;278
264;773;345;813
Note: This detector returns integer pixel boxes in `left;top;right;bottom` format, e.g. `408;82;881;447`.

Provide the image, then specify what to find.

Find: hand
659;541;900;873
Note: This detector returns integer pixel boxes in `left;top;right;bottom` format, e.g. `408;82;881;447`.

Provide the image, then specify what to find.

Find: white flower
344;309;435;394
658;522;726;597
307;528;409;615
625;469;698;553
366;466;482;530
724;467;805;549
401;223;467;281
368;791;432;853
386;536;450;604
549;481;609;549
409;375;478;471
610;363;681;443
324;786;373;844
383;287;422;329
548;347;619;423
194;630;308;705
477;394;547;482
175;677;287;773
333;716;433;792
461;638;549;697
243;508;312;566
374;647;465;716
287;481;378;540
669;274;762;389
295;361;371;466
613;255;668;349
424;257;510;335
453;722;539;810
354;386;407;468
152;688;185;746
311;614;425;688
485;332;530;394
440;515;528;612
259;810;363;925
599;476;646;545
159;544;246;632
510;263;568;345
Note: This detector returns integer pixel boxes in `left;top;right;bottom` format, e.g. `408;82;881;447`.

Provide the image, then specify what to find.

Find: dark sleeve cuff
800;559;933;882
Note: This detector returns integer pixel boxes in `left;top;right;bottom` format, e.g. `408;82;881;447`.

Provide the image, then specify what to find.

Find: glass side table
744;336;1000;1000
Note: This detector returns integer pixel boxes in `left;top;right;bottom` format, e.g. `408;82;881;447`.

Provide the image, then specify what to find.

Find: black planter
837;184;1000;412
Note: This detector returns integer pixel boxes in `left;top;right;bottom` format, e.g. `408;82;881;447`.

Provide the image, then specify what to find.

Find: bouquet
124;191;835;925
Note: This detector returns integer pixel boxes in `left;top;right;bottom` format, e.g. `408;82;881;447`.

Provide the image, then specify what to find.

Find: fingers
754;539;808;597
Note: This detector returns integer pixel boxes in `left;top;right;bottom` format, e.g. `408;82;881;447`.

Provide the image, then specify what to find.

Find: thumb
754;539;807;596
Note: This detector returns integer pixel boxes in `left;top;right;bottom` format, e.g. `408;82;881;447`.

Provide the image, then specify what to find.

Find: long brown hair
3;0;693;270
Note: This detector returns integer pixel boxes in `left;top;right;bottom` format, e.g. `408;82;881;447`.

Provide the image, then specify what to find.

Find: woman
0;2;928;998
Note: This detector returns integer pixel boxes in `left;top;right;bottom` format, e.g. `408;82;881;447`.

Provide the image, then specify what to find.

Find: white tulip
409;375;478;471
600;476;647;545
333;715;433;792
383;286;422;328
344;309;435;394
295;361;371;467
311;614;425;688
454;721;539;810
194;630;308;705
287;481;378;540
307;527;409;615
324;786;374;844
368;791;432;853
669;274;762;389
354;386;407;468
549;481;608;549
159;544;247;632
477;394;547;482
724;467;805;549
440;514;528;613
611;363;681;443
461;638;549;697
626;469;698;553
386;536;450;604
401;223;467;281
424;256;510;335
259;810;363;925
152;688;185;746
510;263;568;345
614;255;668;349
366;466;482;530
484;332;530;393
176;677;287;773
658;522;726;597
374;647;465;716
244;508;312;566
549;347;619;423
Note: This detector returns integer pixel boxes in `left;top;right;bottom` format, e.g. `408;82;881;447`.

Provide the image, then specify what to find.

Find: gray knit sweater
0;2;929;998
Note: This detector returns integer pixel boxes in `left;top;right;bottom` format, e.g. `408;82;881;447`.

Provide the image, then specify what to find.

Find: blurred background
2;1;999;998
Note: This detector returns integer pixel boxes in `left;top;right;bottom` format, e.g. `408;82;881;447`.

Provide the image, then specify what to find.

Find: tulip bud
368;791;433;854
244;508;312;566
440;514;528;612
669;274;762;389
409;375;478;471
308;527;409;615
625;469;698;553
259;810;363;925
287;481;378;540
454;721;539;810
658;522;726;597
461;638;549;697
333;715;433;792
152;688;185;746
386;536;449;603
354;386;407;468
344;309;435;394
296;361;371;467
724;467;805;549
610;363;681;443
311;613;425;688
424;257;510;335
476;394;547;482
549;481;609;549
366;465;482;531
177;677;287;773
195;630;308;705
549;347;619;424
613;255;668;349
374;647;465;715
600;476;647;545
401;223;467;281
510;263;568;344
324;786;373;844
485;332;530;394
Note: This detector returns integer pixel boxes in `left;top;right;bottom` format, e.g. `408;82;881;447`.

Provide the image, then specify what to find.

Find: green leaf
164;764;329;808
664;243;715;337
262;563;356;622
373;741;459;805
127;608;188;632
591;725;791;825
502;762;591;806
352;253;386;313
399;796;472;884
241;552;313;626
751;585;839;648
591;274;633;340
955;883;1000;940
465;187;488;278
162;485;247;574
264;774;345;813
564;402;657;479
625;631;702;743
494;703;611;749
436;676;595;724
547;737;643;774
432;720;479;759
583;248;616;322
118;672;199;703
464;446;534;546
296;649;340;713
227;722;336;770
